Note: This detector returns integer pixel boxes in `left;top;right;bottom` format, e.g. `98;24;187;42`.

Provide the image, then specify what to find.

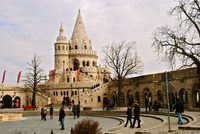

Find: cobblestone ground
1;108;200;134
0;116;120;134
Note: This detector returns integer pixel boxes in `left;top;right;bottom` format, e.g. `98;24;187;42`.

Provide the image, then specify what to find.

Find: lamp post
70;84;72;97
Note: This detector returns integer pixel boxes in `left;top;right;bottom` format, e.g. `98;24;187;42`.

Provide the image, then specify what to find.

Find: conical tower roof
56;23;67;42
71;9;89;41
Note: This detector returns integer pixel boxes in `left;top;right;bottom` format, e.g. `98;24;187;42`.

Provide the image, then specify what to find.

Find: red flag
1;70;6;83
76;68;81;82
52;69;56;83
17;71;22;84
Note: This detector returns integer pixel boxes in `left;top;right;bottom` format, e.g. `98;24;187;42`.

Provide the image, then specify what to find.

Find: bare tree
152;0;200;87
102;41;143;106
24;53;44;107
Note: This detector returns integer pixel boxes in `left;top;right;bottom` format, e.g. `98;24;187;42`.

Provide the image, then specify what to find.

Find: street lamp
70;84;72;97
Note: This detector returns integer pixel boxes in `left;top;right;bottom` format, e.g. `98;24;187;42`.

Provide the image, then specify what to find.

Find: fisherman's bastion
0;10;199;111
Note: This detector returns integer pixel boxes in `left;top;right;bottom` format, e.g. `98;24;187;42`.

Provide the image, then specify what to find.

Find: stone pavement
0;107;200;134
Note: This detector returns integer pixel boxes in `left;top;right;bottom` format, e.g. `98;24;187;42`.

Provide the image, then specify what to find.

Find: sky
0;0;177;84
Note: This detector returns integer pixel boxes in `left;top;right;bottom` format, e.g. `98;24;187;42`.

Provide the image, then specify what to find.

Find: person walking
132;100;140;128
59;107;66;130
43;106;47;121
124;105;133;127
145;96;149;113
72;105;77;119
62;99;65;108
41;106;47;121
50;105;54;119
173;98;184;125
77;104;80;118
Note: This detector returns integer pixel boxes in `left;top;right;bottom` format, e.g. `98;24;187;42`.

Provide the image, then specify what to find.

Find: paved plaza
1;108;200;134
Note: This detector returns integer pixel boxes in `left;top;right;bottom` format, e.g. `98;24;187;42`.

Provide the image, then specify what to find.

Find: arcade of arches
108;67;200;109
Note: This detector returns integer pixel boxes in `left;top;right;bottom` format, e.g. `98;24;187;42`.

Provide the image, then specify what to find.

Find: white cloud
0;0;177;84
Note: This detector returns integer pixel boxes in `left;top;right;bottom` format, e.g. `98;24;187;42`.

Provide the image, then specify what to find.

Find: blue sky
0;0;177;84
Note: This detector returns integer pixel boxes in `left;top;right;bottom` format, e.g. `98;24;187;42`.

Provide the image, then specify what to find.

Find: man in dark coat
76;104;80;118
59;107;66;130
173;98;184;125
132;100;140;128
124;105;133;127
50;105;53;119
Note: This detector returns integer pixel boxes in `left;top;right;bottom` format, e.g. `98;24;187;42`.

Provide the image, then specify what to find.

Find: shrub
73;118;102;134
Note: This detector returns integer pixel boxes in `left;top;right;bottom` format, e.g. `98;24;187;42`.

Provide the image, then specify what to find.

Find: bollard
70;127;74;134
50;130;54;134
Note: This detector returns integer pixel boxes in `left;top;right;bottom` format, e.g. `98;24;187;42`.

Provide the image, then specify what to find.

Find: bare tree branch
152;0;200;87
102;40;143;106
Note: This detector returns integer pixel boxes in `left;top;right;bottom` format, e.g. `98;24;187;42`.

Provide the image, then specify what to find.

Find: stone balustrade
0;114;22;121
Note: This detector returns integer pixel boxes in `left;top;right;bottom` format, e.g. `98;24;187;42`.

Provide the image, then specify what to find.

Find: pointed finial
60;23;63;29
78;9;80;14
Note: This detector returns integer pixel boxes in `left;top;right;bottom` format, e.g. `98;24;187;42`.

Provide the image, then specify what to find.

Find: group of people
41;97;184;131
124;100;141;128
41;105;54;121
62;95;74;110
145;98;164;112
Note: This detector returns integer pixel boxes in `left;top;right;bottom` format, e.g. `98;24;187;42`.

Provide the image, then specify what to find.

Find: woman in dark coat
124;105;133;127
59;107;66;130
50;106;53;119
132;100;141;128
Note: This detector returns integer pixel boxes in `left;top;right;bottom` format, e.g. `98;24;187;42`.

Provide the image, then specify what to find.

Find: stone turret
54;23;69;71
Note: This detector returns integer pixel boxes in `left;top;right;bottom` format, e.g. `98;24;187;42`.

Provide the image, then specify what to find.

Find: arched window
62;46;65;50
58;46;60;50
84;45;87;49
75;45;78;49
61;91;63;96
82;61;85;66
98;96;101;102
86;61;90;66
66;91;68;96
92;61;96;66
75;91;77;95
67;78;70;82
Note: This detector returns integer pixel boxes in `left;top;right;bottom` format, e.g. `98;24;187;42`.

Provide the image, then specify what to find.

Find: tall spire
56;23;67;42
71;9;89;41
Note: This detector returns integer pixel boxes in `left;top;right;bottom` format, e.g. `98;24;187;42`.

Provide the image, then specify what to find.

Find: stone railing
0;114;22;121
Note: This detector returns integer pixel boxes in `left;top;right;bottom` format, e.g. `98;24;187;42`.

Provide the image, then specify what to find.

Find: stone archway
143;88;152;108
127;90;133;106
2;95;12;108
14;97;21;108
135;91;140;104
194;90;200;107
179;88;188;105
157;90;164;103
111;91;117;106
